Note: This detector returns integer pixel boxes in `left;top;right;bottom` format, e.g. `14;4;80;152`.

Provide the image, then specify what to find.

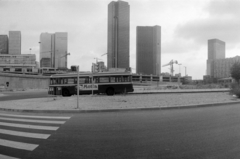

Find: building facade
40;33;53;67
213;56;240;79
8;31;21;55
136;26;161;75
54;32;68;69
0;35;8;54
39;32;68;69
0;54;37;73
107;0;130;69
206;39;225;76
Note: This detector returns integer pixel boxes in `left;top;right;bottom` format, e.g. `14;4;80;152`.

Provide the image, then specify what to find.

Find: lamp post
77;65;79;109
29;48;32;54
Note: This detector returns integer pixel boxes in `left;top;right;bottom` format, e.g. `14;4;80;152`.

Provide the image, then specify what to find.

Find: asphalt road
0;90;50;101
3;103;236;159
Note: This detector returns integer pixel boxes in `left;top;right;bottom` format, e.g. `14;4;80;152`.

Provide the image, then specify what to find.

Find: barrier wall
0;73;50;90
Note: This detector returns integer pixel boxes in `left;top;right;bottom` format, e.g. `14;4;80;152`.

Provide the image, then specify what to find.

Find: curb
131;89;230;94
0;101;239;113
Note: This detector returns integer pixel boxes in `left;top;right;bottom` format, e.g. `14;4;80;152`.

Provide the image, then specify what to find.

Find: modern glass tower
0;35;8;54
206;39;225;76
39;32;68;69
40;33;53;67
107;0;130;69
9;31;21;55
136;26;161;75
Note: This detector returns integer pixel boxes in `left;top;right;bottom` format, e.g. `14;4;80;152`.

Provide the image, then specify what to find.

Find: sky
0;0;239;79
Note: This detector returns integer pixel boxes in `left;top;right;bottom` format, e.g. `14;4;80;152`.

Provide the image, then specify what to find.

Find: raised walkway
0;88;239;113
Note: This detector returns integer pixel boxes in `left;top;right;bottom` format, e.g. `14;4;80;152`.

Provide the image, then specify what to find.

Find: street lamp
29;48;32;54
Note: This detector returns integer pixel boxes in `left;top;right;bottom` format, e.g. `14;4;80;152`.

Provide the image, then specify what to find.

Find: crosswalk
0;112;71;159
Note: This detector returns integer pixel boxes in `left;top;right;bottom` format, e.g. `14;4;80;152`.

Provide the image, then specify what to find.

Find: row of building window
2;68;33;72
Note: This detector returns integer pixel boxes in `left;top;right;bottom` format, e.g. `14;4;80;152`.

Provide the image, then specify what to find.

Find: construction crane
162;60;178;76
101;53;107;56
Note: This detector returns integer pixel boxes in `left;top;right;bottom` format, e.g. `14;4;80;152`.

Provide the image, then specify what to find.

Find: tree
230;62;240;84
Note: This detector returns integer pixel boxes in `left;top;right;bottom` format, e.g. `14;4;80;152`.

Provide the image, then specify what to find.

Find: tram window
99;77;109;83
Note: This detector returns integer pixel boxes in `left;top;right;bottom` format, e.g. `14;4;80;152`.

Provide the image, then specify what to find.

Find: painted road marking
0;113;71;119
0;154;19;159
0;139;38;151
0;117;66;124
0;114;71;159
0;122;59;130
0;128;50;139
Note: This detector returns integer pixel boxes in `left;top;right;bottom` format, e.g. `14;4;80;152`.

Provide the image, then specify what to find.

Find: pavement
0;88;239;113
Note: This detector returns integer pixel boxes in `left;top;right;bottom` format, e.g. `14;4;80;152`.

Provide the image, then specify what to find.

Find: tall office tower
206;39;225;76
40;33;53;67
0;35;8;54
39;32;68;69
107;0;130;69
136;26;161;75
54;32;68;69
9;31;21;55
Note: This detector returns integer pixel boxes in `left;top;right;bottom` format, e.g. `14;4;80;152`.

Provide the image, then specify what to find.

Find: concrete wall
0;73;49;90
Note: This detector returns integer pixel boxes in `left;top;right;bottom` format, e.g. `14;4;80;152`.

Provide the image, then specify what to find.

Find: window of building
15;68;22;72
3;68;10;72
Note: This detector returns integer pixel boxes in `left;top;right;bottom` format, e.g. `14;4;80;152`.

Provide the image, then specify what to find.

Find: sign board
79;84;98;90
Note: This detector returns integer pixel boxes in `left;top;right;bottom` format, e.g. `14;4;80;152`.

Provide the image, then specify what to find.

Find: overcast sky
0;0;239;79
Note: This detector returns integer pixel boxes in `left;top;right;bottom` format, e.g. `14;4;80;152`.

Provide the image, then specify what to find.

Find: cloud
206;0;240;17
162;38;200;54
174;0;240;47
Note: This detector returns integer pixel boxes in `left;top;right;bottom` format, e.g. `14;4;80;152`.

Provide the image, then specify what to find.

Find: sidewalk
0;89;239;113
132;88;230;94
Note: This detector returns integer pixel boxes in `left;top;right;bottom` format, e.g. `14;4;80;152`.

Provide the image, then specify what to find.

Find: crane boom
162;60;178;76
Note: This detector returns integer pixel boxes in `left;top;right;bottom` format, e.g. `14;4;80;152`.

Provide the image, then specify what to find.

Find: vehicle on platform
48;72;134;96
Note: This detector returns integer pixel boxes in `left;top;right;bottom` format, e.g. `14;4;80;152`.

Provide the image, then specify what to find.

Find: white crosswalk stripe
0;128;50;139
0;154;19;159
0;139;38;151
0;117;66;124
0;113;71;119
0;122;59;130
0;113;71;159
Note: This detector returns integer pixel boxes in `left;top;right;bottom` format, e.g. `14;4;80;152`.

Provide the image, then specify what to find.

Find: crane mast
162;60;178;76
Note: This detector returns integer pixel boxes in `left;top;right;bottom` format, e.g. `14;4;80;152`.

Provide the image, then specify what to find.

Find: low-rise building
0;54;37;73
213;56;240;79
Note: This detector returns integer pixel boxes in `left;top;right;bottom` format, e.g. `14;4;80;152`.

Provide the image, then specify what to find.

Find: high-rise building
39;32;68;69
0;35;8;54
8;31;21;55
107;0;130;69
136;26;161;75
54;32;68;69
40;33;53;67
206;39;225;76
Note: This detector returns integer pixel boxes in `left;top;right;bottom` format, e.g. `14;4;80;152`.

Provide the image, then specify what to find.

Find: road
0;90;50;101
1;103;240;159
